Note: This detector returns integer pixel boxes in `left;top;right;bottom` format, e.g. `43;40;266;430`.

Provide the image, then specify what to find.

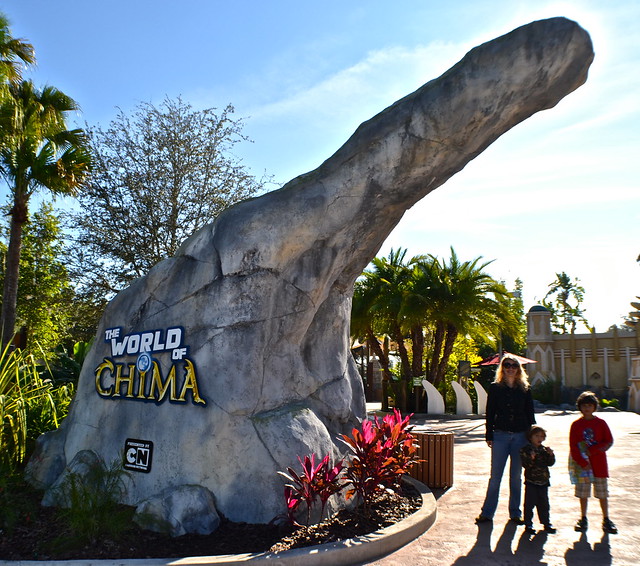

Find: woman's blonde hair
495;353;530;390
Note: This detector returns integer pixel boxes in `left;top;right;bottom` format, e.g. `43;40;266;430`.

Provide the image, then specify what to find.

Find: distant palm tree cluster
351;247;523;411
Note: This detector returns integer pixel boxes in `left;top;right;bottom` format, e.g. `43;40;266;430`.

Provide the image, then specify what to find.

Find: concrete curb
1;478;436;566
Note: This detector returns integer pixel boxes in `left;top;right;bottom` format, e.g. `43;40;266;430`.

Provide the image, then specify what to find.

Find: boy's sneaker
575;517;588;532
544;524;557;533
524;526;536;535
603;518;618;534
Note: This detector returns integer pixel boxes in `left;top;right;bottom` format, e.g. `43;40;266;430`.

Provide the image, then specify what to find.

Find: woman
475;354;536;524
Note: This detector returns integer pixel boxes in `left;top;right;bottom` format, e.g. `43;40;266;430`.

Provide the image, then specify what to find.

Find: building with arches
526;305;640;410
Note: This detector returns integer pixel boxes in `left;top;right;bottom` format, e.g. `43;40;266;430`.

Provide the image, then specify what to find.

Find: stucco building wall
526;305;639;406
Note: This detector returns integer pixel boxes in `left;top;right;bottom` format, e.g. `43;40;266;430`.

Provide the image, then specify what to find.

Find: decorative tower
526;305;555;383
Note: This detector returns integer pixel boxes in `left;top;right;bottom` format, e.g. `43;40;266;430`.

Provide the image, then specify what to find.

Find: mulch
0;480;421;561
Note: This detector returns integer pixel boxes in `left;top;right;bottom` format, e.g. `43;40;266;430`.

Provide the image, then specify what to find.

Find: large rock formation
26;17;593;527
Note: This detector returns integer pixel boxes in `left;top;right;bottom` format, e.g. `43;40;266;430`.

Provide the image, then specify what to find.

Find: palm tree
351;275;393;408
413;248;518;387
542;271;591;333
0;13;35;87
351;249;416;410
365;249;415;375
0;80;92;349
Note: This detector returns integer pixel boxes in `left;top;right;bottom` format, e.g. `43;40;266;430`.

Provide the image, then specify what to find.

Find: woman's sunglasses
502;362;520;369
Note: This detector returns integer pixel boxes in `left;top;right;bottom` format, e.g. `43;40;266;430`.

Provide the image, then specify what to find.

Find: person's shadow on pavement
514;529;547;563
452;521;518;565
565;533;612;566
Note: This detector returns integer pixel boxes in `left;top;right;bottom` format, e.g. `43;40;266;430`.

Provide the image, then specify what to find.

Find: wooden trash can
409;431;454;489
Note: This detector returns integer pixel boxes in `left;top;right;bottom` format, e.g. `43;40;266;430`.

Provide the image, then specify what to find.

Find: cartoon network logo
124;438;153;473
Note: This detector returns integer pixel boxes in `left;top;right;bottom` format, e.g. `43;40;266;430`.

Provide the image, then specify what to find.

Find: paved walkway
365;407;640;566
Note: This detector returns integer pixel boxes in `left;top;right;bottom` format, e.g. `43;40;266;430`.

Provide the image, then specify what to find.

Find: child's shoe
544;524;557;533
603;518;618;534
574;517;588;532
524;525;536;535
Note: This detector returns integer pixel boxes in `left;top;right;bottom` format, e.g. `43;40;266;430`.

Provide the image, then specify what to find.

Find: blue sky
2;0;639;331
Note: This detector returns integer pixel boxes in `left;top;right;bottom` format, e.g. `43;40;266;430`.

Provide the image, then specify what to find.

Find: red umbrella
477;352;537;366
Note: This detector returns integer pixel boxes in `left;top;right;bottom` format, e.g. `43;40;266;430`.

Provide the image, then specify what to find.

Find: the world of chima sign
96;326;205;406
25;17;593;535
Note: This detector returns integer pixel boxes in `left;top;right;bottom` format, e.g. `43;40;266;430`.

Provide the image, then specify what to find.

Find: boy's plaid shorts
574;477;608;499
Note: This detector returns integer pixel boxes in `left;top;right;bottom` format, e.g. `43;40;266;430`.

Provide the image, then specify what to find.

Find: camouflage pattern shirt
520;443;555;486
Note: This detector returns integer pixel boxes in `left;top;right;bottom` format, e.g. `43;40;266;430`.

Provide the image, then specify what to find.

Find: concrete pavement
366;408;640;566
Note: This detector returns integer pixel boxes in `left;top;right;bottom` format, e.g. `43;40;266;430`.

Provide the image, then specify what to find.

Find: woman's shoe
475;515;492;523
544;524;557;533
510;516;525;525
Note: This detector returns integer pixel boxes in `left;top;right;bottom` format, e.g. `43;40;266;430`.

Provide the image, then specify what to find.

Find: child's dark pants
524;482;550;526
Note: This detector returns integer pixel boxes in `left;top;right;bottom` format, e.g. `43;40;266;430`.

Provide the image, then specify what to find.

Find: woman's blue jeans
480;430;527;519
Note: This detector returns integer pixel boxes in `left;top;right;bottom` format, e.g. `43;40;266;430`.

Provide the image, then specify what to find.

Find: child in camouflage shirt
520;425;556;533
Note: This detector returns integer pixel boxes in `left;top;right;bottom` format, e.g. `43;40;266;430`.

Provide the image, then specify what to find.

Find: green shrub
532;378;557;405
0;345;59;474
42;339;93;385
25;381;74;453
0;471;41;534
53;455;132;547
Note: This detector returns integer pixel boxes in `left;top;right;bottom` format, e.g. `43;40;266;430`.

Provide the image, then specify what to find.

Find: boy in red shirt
568;391;617;534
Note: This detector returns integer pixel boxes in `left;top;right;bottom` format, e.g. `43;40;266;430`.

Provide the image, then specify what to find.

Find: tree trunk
427;322;445;383
1;200;27;351
411;325;424;377
391;322;411;377
390;323;410;412
366;329;393;411
410;325;425;413
434;324;459;387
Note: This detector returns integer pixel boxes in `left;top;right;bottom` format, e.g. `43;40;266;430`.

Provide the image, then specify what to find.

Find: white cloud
246;41;470;129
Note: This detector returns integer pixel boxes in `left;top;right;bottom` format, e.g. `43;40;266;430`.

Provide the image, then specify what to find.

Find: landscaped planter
0;477;436;566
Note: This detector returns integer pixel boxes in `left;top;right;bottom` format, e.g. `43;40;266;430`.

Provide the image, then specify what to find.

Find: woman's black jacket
485;381;535;442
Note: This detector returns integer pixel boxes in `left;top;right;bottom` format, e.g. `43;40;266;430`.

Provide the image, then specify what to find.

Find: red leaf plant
278;453;344;526
340;408;420;513
277;410;419;524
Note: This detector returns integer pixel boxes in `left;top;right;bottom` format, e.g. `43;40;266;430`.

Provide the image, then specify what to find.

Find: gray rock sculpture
26;17;593;528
